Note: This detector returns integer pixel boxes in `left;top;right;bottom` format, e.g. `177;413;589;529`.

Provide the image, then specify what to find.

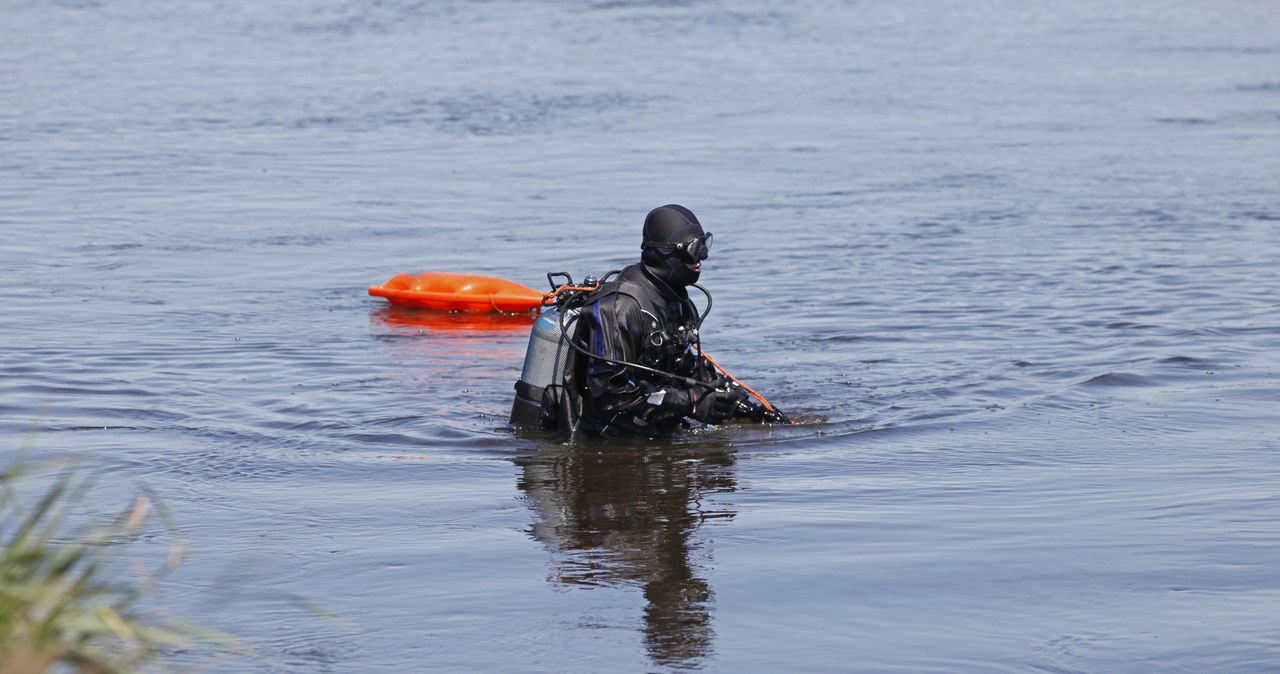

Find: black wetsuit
571;263;715;437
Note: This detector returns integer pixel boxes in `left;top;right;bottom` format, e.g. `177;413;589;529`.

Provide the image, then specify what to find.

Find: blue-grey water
3;1;1279;672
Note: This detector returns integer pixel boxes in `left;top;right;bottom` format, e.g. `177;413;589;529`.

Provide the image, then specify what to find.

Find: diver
571;205;778;436
510;204;788;436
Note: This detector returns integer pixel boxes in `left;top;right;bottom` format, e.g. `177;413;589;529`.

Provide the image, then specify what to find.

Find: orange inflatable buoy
368;272;543;313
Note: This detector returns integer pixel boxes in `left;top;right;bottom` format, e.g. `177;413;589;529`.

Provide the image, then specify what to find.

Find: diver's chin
686;264;701;285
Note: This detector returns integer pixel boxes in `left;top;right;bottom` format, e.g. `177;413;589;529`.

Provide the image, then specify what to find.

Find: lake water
2;0;1279;671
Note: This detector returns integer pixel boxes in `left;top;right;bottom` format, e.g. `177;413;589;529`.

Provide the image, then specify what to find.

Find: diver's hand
736;394;793;424
690;381;747;424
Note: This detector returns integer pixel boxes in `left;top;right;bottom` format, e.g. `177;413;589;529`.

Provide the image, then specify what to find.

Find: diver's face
671;249;701;286
671;232;711;280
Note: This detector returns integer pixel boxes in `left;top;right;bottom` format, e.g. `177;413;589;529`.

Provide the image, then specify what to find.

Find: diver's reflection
516;445;737;668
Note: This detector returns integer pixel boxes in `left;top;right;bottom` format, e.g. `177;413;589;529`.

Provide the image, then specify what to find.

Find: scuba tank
509;304;578;429
509;273;596;430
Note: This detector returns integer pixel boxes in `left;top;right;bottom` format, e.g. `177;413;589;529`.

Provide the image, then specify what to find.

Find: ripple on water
1081;372;1159;388
3;0;1280;672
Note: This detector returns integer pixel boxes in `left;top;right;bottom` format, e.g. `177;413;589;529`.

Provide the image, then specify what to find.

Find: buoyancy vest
565;264;707;437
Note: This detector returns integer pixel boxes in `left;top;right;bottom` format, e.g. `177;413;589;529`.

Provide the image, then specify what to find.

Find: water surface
2;1;1278;672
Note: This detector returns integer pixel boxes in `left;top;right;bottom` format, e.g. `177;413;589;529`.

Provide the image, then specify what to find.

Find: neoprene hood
641;204;705;287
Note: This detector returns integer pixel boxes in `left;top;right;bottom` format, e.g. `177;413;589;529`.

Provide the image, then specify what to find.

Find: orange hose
701;352;780;413
540;283;601;306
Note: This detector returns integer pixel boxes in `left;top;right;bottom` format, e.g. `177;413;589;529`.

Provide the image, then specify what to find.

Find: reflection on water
516;446;737;669
370;305;538;333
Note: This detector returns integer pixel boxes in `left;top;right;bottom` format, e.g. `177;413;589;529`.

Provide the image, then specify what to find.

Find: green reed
1;453;235;674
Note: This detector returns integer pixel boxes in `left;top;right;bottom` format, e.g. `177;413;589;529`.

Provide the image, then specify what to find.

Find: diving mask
642;232;713;262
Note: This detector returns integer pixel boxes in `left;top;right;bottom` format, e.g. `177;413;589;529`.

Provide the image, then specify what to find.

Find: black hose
690;282;712;328
556;306;716;389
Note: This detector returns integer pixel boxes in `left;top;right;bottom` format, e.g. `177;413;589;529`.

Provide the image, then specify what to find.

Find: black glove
734;394;793;424
690;382;747;424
